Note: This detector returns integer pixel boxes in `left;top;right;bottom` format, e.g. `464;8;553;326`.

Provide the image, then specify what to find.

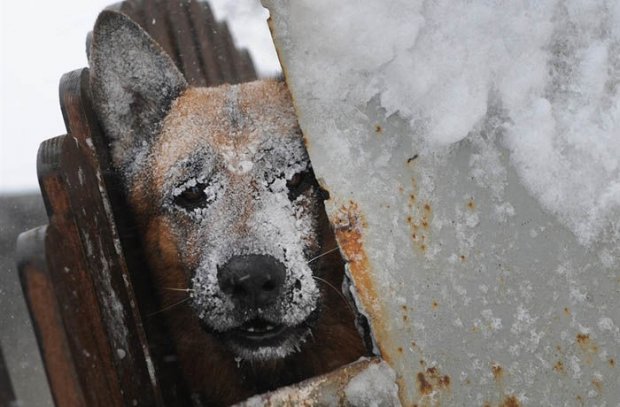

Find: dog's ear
89;10;187;175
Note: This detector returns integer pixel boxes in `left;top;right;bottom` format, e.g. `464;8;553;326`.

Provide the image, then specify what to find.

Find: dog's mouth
231;319;288;343
205;309;320;361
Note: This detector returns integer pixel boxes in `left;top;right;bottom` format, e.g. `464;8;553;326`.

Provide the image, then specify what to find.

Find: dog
89;10;366;406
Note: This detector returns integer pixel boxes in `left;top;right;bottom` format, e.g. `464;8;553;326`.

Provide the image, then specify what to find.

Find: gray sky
0;0;279;193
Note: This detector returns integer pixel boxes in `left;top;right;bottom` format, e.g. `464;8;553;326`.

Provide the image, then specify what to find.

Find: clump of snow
263;0;620;245
344;361;401;407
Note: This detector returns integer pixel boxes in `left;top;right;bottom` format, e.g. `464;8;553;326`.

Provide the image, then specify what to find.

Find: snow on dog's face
148;83;323;360
89;12;324;361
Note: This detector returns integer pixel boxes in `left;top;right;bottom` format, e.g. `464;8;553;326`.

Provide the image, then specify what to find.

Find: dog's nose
217;254;286;307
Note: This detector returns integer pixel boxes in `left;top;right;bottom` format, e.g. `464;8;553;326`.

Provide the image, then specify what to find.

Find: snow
263;0;620;246
344;360;401;407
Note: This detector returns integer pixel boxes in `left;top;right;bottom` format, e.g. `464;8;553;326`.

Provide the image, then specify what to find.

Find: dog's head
90;11;327;361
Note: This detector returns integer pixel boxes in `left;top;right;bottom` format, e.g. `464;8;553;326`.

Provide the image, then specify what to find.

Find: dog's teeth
247;327;256;332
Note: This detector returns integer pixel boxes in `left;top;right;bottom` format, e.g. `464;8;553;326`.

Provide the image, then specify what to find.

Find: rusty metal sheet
263;1;620;406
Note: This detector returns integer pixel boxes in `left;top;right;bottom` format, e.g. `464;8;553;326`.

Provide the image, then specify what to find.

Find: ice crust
263;0;620;245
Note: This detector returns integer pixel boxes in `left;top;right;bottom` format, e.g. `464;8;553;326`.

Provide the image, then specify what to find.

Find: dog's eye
174;183;207;209
286;171;310;201
286;173;304;189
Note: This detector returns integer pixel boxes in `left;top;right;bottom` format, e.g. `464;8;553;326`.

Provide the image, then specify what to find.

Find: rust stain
467;198;476;210
609;358;615;367
553;360;565;373
404;178;433;254
417;372;433;395
576;333;589;345
563;307;570;316
576;333;599;364
460;255;466;262
331;201;407;402
374;124;383;133
500;395;520;407
491;363;503;381
416;366;451;398
431;300;439;309
332;203;378;332
592;378;603;393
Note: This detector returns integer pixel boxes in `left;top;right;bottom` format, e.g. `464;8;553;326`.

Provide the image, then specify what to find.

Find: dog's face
142;84;324;360
90;12;325;361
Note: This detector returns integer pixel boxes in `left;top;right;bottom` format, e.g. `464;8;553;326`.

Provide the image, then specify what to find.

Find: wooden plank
236;49;258;84
17;226;87;407
58;68;164;406
217;21;252;84
80;61;193;405
212;21;238;84
165;0;207;86
141;0;178;68
118;0;146;28
188;0;224;86
36;134;126;407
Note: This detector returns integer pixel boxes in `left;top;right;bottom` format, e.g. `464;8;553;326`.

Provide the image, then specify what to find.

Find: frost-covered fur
90;10;365;406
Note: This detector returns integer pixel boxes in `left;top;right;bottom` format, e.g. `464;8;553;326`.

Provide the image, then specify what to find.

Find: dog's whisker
312;275;355;314
162;287;195;292
148;296;191;317
307;247;339;264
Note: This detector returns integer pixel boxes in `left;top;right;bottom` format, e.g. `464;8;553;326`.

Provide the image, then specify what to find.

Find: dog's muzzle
217;254;286;308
